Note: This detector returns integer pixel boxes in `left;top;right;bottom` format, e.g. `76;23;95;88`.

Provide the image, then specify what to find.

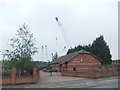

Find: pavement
2;71;119;88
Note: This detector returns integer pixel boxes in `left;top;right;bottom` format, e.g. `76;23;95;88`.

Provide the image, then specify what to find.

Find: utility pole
45;45;49;62
41;45;44;62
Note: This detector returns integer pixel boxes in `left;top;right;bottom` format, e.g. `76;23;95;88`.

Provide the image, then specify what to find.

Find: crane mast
55;17;72;48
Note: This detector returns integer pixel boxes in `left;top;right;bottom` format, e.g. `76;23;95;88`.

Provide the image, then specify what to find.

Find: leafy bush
93;69;102;72
16;69;33;77
104;65;112;72
114;64;119;72
43;68;57;72
2;70;11;77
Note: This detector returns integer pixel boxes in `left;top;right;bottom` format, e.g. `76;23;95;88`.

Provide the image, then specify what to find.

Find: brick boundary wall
0;67;39;84
61;64;120;78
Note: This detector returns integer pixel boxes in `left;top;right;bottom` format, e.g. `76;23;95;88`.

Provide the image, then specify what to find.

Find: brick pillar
89;66;93;78
101;65;105;77
38;69;40;79
111;64;115;75
33;67;38;83
11;67;16;84
58;67;60;72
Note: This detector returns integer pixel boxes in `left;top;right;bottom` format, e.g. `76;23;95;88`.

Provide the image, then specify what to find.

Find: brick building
51;50;102;72
112;60;120;64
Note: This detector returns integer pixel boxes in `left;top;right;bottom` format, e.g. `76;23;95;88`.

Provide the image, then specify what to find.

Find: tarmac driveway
37;71;86;84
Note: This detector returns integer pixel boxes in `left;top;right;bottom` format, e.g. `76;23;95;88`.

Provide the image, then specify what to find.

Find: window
73;68;76;71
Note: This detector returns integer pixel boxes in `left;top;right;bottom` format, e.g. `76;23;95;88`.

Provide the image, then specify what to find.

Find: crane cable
55;17;76;48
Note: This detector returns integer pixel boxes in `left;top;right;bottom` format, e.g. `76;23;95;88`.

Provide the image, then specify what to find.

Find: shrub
2;70;11;77
43;68;57;72
93;69;102;72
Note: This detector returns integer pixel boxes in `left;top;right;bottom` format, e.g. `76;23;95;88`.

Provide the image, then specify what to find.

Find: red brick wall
62;71;119;78
52;54;101;72
1;67;39;84
61;64;119;78
51;64;61;72
65;54;101;73
67;54;101;66
1;78;11;84
15;77;33;84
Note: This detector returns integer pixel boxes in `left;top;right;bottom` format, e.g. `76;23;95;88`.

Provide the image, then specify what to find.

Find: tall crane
45;45;49;62
41;45;44;62
55;17;75;49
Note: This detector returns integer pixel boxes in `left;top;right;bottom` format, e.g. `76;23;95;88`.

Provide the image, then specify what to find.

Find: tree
2;24;38;70
91;35;112;64
67;35;112;64
52;52;58;61
67;44;92;54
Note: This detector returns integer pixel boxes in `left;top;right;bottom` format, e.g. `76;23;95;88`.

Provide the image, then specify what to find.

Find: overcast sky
0;0;119;61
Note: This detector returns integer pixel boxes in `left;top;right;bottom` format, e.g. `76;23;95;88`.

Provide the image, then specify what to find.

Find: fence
61;64;120;78
0;67;39;84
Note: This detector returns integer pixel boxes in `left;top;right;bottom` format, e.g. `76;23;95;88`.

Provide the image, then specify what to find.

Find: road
2;76;119;88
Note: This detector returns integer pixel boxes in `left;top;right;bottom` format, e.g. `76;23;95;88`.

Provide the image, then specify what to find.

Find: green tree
91;35;112;64
2;24;38;70
67;35;112;64
52;52;58;61
67;44;92;54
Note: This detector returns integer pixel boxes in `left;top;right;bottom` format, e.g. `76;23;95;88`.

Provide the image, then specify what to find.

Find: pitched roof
51;50;102;64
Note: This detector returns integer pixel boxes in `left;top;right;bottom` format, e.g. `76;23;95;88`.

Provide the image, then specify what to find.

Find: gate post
33;67;39;83
11;67;16;84
111;64;115;75
89;66;93;78
101;65;105;77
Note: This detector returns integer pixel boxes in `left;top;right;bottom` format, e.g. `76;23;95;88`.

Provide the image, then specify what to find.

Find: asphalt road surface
2;76;119;88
